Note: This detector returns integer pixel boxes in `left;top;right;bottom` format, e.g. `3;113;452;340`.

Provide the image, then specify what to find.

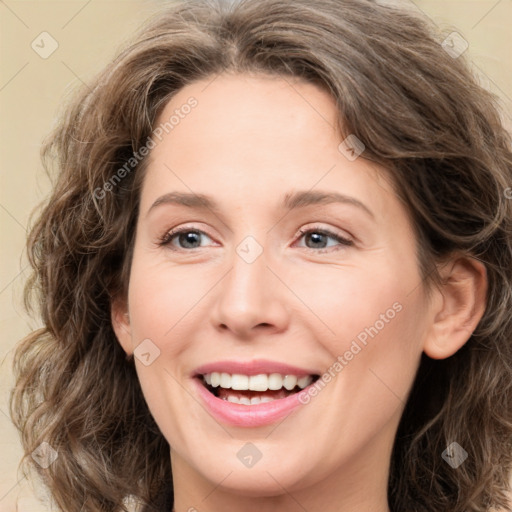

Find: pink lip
192;377;313;427
192;359;318;377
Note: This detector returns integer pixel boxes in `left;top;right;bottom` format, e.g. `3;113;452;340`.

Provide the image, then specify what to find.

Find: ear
423;255;487;360
111;296;134;357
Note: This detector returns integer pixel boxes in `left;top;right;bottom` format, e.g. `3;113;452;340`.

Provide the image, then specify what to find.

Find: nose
210;242;290;339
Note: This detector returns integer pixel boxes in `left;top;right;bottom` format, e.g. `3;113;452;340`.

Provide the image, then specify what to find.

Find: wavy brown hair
10;0;512;510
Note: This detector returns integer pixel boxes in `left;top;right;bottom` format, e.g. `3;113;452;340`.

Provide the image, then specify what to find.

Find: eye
158;225;353;253
295;227;353;253
158;227;214;250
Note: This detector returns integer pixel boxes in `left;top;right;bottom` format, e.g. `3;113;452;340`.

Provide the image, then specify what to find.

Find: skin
112;73;487;512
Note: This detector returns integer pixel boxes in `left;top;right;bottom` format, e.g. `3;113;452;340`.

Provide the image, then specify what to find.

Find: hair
9;0;512;510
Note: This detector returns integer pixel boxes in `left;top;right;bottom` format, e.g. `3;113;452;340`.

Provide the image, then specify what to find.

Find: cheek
127;253;209;344
125;254;196;441
330;282;427;424
303;249;426;398
290;255;421;349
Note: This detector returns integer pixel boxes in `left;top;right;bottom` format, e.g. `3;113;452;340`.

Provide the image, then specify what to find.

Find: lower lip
193;378;309;427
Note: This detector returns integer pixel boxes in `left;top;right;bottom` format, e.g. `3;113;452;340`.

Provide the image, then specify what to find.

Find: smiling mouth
198;372;320;405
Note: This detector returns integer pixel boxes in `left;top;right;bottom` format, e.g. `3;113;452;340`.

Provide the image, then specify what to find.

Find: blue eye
158;226;353;253
158;228;213;250
296;228;353;253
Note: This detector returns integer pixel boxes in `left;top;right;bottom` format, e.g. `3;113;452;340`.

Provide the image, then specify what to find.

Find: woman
10;0;512;511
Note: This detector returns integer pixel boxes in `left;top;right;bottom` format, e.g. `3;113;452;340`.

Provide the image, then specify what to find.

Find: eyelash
157;225;353;254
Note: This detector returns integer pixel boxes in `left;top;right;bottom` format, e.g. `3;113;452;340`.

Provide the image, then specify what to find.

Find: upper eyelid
160;224;353;248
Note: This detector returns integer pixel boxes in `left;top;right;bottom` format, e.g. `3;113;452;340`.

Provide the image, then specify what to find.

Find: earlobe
111;298;134;356
423;256;487;360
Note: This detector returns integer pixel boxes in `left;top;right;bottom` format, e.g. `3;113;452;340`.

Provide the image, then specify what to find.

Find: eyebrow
147;190;374;219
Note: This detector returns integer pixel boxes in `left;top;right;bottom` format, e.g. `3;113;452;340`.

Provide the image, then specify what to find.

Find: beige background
1;1;511;510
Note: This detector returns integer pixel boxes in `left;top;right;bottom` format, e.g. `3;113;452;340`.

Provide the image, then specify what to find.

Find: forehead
141;73;401;222
153;73;341;158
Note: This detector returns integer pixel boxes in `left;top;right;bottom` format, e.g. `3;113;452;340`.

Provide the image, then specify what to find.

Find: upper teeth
203;372;313;391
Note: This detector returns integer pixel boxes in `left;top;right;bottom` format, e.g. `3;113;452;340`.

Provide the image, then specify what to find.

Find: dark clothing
141;485;174;512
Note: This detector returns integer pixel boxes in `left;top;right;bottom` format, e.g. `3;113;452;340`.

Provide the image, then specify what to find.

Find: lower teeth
223;395;276;405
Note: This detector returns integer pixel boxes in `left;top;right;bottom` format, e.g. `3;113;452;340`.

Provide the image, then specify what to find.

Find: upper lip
193;359;319;377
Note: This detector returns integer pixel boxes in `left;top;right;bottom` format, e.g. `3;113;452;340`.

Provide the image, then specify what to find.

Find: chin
191;451;315;496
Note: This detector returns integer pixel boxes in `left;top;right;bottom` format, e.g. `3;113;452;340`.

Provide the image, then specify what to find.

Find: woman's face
114;74;435;505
